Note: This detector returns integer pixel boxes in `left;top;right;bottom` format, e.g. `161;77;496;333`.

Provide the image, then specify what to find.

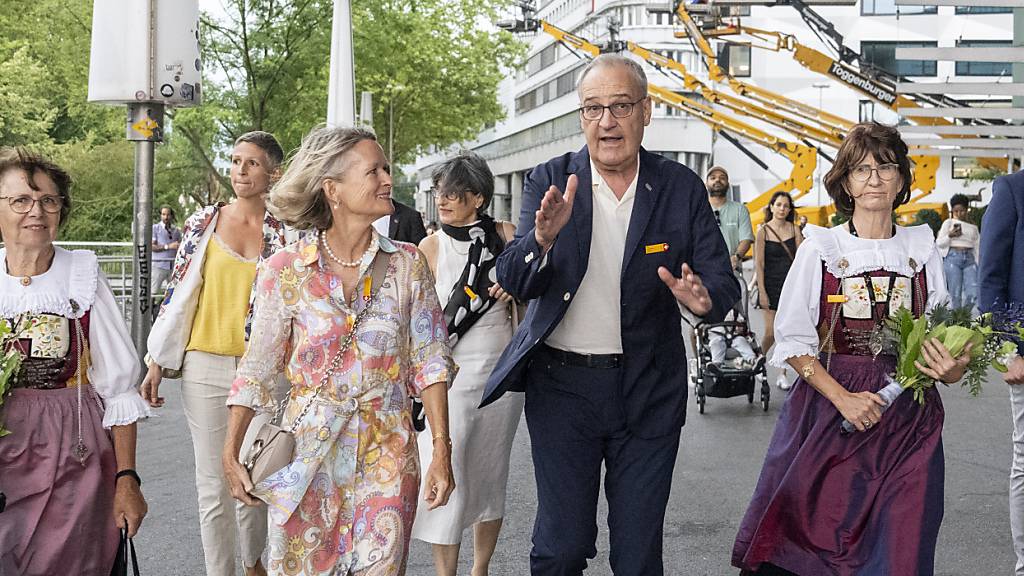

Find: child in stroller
687;275;770;413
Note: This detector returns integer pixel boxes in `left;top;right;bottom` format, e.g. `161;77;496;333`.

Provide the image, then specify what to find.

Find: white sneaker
776;371;792;390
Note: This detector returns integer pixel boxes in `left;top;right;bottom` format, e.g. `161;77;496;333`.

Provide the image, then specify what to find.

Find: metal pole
127;102;164;361
131;140;154;359
327;0;356;126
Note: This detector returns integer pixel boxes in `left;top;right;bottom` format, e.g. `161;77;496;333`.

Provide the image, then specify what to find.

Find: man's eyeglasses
714;209;721;226
578;98;646;121
850;163;899;183
0;195;63;214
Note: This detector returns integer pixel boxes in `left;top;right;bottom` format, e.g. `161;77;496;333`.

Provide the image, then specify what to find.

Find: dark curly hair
949;193;970;210
823;122;912;219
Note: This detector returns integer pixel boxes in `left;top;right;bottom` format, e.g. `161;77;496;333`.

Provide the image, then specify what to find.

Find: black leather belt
541;344;622;369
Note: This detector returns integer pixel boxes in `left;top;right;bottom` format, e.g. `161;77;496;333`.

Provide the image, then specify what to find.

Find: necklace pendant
869;325;885;357
20;276;31;286
73;440;90;465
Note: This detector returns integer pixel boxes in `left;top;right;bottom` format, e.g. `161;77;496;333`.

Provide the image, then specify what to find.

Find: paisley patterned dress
228;232;455;576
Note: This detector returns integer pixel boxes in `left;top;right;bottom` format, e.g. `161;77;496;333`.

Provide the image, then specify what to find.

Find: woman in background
413;152;524;576
753;191;802;390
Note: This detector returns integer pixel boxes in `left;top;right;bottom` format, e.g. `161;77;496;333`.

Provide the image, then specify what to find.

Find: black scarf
440;215;506;347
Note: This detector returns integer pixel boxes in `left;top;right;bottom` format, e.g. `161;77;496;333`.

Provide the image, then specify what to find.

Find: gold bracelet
799;359;816;380
432;432;452;447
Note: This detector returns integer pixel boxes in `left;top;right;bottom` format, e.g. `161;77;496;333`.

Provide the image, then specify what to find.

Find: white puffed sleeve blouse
0;247;151;427
769;224;950;368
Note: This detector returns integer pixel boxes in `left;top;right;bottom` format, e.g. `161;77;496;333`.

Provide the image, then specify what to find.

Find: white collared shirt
545;160;639;354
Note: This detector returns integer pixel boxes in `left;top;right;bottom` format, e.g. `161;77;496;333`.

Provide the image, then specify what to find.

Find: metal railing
53;241;136;324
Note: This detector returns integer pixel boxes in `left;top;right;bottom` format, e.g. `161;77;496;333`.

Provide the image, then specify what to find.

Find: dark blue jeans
943;249;977;310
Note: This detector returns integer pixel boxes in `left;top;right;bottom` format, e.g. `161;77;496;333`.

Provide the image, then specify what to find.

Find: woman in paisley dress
733;123;973;575
222;125;457;576
0;149;150;575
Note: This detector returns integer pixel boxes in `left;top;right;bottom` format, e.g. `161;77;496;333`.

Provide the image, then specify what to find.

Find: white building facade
413;0;1013;223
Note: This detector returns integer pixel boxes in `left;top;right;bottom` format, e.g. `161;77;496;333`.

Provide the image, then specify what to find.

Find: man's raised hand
658;263;713;317
535;174;577;251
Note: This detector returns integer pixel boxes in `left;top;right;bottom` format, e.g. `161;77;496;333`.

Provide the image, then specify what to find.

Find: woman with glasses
733;123;970;575
753;191;802;390
0;148;150;575
412;152;524;576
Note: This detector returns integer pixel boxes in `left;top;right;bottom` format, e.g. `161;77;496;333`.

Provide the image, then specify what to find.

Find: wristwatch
800;360;816;380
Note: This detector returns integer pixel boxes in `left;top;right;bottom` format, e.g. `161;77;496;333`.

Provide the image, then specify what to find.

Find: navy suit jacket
481;146;740;438
979;169;1024;354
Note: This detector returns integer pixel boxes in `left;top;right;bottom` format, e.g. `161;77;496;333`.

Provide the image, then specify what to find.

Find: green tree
196;0;523;166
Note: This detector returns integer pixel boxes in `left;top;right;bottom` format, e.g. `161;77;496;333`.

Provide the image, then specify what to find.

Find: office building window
955;5;1012;13
952;157;989;179
858;100;900;124
956;40;1012;77
861;41;937;77
862;0;935;15
718;44;751;77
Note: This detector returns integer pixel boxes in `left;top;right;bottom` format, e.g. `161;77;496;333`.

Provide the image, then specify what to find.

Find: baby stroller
688;268;770;414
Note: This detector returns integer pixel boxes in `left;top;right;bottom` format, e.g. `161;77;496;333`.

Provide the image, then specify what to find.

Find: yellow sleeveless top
186;235;258;357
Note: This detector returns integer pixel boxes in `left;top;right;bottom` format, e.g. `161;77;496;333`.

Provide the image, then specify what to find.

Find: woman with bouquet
732;122;972;575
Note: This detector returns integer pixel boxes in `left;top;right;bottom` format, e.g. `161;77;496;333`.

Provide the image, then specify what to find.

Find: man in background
151;205;181;299
705;166;756;369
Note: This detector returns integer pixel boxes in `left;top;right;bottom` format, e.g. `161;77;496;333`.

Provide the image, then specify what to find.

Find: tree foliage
0;0;521;240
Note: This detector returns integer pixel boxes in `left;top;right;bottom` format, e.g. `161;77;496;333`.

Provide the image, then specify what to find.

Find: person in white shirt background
935;193;980;311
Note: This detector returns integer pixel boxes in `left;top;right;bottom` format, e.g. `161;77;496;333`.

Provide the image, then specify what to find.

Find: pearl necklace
319;230;371;268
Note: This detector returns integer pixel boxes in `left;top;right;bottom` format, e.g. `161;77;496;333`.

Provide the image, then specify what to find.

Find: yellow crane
669;2;944;218
508;18;819;224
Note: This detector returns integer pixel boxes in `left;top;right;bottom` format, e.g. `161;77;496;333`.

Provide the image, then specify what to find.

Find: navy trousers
525;347;681;576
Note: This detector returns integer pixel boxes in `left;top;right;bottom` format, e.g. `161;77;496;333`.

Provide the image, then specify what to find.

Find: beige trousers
182;350;270;576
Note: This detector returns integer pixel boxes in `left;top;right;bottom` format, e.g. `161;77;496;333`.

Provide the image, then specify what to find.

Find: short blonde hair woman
222;125;457;575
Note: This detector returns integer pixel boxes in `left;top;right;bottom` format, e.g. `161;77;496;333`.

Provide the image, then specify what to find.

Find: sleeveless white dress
411;230;526;545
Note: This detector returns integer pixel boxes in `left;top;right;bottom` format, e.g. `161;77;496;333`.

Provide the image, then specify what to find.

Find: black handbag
109;525;141;576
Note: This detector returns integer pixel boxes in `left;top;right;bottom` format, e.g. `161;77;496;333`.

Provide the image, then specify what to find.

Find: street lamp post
812;82;831;205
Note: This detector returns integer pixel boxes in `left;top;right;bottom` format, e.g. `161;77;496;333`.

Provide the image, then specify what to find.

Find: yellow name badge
645;243;669;254
827;294;849;303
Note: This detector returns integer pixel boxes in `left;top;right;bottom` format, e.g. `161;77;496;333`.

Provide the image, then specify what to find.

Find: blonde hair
269;124;378;230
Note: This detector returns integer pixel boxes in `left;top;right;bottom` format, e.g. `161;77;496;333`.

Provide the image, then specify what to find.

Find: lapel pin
645;243;669;254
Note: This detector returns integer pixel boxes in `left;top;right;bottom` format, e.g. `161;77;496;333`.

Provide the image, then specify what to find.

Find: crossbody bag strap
765;223;796;262
284;250;391;433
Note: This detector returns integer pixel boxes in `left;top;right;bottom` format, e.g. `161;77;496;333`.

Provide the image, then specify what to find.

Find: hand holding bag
241;251;390;487
109;524;141;576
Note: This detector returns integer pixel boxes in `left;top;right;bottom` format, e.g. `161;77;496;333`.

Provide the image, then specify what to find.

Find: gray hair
269;124;378;231
576;53;648;99
431;151;495;216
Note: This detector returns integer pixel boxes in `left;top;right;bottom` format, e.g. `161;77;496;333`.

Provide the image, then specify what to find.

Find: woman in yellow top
141;132;295;576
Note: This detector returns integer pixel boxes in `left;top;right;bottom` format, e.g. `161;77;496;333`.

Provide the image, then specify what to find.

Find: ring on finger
862;420;872;428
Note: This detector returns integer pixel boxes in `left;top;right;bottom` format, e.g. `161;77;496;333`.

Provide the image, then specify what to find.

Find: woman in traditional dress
413;152;524;576
733;122;972;575
753;191;802;389
222;125;456;576
142;131;291;576
0;148;150;575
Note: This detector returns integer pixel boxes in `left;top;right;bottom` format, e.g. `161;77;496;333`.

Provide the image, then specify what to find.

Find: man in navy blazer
979;169;1024;574
481;55;739;575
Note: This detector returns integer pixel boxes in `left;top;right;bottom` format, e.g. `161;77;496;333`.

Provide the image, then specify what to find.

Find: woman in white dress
414;152;525;576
